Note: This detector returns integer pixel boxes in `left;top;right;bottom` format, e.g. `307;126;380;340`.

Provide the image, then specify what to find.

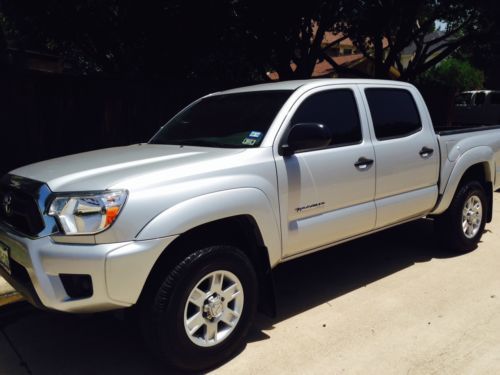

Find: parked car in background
452;90;500;126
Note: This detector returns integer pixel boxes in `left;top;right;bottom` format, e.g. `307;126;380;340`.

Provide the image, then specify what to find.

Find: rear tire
142;245;258;372
435;180;487;253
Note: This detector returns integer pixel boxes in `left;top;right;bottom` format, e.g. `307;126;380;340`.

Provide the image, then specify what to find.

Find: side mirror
280;123;332;156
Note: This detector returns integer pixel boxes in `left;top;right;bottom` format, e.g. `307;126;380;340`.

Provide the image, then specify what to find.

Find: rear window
365;88;422;140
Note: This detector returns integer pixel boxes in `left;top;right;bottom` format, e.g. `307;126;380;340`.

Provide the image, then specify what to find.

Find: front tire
143;245;258;372
435;180;487;253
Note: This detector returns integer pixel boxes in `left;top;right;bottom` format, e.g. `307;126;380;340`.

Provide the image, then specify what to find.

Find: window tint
455;93;472;106
290;89;362;147
149;90;292;148
365;88;422;140
474;92;486;105
490;92;500;105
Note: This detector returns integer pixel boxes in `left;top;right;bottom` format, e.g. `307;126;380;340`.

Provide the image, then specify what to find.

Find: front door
275;86;376;258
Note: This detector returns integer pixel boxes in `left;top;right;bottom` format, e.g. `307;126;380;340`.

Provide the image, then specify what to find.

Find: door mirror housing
280;123;332;156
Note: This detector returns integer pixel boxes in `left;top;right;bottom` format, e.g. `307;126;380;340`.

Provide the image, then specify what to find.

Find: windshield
149;90;292;148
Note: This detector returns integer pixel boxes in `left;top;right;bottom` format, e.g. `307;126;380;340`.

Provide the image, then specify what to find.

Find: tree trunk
0;25;8;67
276;60;295;81
372;35;388;78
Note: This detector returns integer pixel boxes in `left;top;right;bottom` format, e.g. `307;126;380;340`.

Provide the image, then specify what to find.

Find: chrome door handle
419;146;434;158
354;157;374;170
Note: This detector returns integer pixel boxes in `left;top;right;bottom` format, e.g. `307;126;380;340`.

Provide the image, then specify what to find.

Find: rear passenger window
474;92;486;105
365;88;422;140
291;89;362;147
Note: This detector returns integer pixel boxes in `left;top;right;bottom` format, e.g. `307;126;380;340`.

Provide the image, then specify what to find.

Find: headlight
48;190;128;235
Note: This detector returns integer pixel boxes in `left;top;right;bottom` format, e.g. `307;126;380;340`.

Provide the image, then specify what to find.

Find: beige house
268;30;446;80
267;31;388;80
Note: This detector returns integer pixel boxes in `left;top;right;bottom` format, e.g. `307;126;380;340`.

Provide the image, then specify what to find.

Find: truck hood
11;144;246;192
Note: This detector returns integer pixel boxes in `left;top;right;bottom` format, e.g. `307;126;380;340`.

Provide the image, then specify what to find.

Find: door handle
419;146;434;158
354;157;374;170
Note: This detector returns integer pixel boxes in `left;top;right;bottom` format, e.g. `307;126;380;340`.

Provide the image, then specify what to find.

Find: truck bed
435;125;500;198
434;124;500;136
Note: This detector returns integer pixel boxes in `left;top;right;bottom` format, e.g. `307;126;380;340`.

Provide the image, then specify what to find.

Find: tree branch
321;34;349;52
296;19;327;78
321;50;371;78
394;53;404;75
415;35;473;74
424;15;475;47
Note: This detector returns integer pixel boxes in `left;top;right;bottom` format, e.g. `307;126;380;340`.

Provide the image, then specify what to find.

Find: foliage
0;0;498;82
416;57;484;91
338;0;498;81
229;0;499;81
228;0;345;80
0;0;257;84
457;23;500;88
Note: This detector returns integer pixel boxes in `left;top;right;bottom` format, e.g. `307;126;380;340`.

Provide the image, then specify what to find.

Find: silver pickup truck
1;79;500;371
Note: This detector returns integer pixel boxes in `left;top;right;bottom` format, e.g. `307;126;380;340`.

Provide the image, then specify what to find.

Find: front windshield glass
149;90;292;148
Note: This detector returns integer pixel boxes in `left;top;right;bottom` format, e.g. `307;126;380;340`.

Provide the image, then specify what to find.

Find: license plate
0;241;11;274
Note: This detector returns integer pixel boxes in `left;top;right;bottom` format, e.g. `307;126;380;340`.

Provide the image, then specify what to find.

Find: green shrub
417;57;484;92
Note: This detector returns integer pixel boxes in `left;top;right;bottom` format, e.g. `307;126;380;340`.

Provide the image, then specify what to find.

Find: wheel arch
433;147;494;221
137;215;277;317
458;163;493;222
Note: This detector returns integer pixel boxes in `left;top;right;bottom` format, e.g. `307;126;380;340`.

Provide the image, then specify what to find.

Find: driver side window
290;89;362;148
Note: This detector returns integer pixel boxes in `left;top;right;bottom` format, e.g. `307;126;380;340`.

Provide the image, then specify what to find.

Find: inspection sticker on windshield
242;138;257;146
248;131;262;139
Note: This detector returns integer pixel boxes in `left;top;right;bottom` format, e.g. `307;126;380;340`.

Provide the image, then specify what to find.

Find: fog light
59;274;93;299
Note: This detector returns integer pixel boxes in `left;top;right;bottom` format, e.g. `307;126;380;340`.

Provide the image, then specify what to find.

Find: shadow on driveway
0;219;464;374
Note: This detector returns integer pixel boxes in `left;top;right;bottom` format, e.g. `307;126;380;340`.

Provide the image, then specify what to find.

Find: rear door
489;92;500;124
275;85;376;258
360;85;440;228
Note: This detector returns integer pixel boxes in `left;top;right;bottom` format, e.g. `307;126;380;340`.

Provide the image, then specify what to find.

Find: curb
0;292;23;308
0;277;23;307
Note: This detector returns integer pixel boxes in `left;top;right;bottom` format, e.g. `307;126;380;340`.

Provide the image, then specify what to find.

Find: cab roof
219;78;414;94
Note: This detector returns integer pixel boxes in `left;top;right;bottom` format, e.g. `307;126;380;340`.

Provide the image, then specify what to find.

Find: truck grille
0;185;45;236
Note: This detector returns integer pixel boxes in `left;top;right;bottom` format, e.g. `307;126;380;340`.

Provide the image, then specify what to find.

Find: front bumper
0;223;176;313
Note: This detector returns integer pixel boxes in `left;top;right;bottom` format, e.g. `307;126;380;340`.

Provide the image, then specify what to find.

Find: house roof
267;29;391;81
400;30;446;55
321;31;355;47
321;29;389;49
266;53;366;81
